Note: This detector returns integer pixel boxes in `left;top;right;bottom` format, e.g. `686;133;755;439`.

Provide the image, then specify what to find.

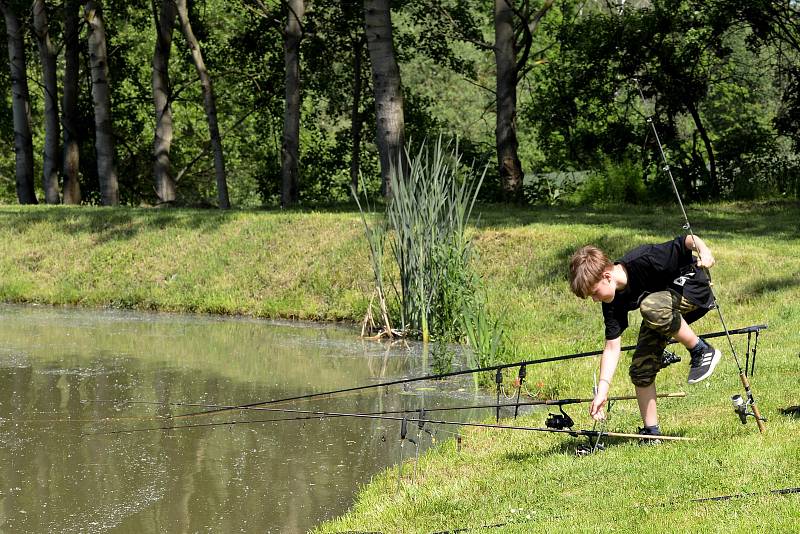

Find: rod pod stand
413;409;425;481
514;365;527;419
397;416;416;492
495;368;503;423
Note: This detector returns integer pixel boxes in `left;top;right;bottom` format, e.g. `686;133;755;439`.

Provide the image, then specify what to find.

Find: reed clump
354;138;510;373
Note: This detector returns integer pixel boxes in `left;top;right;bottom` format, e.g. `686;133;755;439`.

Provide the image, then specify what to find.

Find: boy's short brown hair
569;245;613;298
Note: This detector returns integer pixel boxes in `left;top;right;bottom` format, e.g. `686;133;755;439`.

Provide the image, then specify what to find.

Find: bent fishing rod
82;404;694;442
634;79;766;432
172;324;765;420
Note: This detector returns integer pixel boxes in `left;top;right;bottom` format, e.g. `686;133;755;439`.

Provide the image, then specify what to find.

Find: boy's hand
589;394;607;421
696;250;715;269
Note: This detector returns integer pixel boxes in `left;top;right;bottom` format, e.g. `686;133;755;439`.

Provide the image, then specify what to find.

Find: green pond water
0;304;495;533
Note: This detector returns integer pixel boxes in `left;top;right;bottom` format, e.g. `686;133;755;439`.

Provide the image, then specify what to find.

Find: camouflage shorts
629;290;698;387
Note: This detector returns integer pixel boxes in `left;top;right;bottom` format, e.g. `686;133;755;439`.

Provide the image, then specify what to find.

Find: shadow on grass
501;427;694;461
0;206;230;243
501;436;614;461
744;276;800;298
472;201;800;241
2;200;797;250
780;406;800;418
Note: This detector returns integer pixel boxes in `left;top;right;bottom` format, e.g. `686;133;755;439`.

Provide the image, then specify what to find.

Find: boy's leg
629;322;668;427
672;317;699;350
639;291;722;384
635;383;658;427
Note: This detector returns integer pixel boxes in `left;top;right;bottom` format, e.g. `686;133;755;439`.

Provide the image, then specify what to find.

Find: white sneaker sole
687;349;722;384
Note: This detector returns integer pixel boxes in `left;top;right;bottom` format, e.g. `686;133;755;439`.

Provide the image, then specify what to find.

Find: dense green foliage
1;1;798;207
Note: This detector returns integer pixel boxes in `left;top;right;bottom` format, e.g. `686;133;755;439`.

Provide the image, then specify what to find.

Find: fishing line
170;325;765;420
634;79;766;432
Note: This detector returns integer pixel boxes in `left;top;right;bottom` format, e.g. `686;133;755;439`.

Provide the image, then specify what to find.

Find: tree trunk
495;0;524;203
33;0;60;204
152;0;177;204
281;0;304;207
364;0;406;197
686;100;718;195
175;0;229;209
1;1;37;204
350;34;365;193
84;1;119;206
62;0;81;204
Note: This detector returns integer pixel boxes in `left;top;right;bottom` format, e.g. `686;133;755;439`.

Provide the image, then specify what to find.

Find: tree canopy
0;0;798;206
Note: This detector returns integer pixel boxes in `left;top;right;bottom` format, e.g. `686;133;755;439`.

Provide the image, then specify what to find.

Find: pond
0;305;496;532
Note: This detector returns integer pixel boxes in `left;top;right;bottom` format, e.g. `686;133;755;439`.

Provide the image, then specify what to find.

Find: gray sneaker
638;426;662;445
687;339;722;384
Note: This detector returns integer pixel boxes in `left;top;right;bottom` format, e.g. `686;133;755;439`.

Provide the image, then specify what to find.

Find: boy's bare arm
685;235;715;268
589;336;621;420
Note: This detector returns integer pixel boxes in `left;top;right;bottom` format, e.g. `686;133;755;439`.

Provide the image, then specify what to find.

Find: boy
569;235;721;438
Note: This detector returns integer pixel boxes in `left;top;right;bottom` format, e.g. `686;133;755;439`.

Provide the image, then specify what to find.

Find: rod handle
752;403;767;433
739;372;766;434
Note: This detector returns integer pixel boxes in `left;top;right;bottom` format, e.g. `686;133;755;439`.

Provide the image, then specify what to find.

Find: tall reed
386;137;485;342
352;176;393;336
353;137;509;375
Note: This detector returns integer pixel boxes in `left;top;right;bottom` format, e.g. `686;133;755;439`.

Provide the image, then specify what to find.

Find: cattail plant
354;136;508;375
386;137;485;342
352;176;394;338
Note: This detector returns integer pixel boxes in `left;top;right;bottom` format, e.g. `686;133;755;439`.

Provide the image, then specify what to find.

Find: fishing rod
172;324;765;420
634;79;766;433
11;392;687;426
91;391;686;420
82;404;695;441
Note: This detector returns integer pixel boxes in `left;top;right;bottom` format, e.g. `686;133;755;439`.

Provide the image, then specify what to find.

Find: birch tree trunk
175;0;229;209
84;1;119;206
281;0;304;207
364;0;406;197
1;1;37;204
494;0;523;202
152;0;177;204
33;0;60;204
62;0;81;204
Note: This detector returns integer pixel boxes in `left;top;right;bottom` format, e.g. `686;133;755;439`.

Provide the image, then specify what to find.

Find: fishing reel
660;349;681;369
545;406;574;431
731;394;767;425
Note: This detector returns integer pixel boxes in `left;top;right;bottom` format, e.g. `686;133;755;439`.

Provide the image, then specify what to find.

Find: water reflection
0;305;491;533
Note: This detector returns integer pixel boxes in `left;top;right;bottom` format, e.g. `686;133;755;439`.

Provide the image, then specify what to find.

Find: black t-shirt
602;236;714;339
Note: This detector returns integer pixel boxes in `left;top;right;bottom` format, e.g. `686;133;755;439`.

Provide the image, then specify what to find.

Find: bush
576;157;647;204
523;171;583;205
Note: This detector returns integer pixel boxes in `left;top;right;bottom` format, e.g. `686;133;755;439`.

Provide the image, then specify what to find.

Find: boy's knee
640;292;681;334
629;354;660;387
629;367;656;387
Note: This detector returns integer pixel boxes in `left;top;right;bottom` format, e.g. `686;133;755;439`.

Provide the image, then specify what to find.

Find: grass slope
1;202;798;532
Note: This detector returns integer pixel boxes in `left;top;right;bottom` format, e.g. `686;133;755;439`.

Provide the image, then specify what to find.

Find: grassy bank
0;205;373;320
1;202;799;532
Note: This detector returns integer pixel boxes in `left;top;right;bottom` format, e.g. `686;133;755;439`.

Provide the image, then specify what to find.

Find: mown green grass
0;205;373;320
1;202;798;532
